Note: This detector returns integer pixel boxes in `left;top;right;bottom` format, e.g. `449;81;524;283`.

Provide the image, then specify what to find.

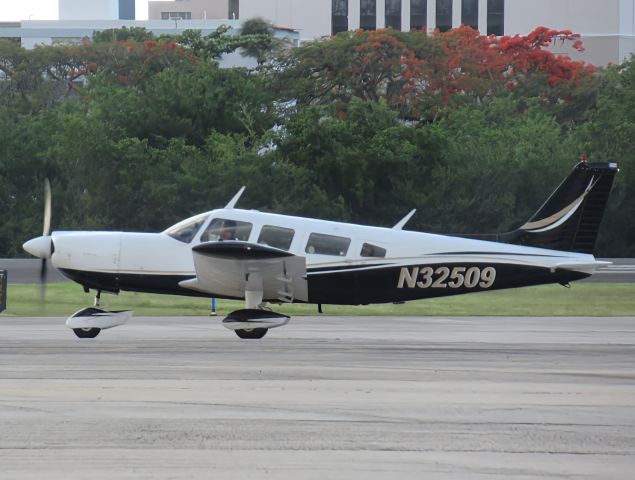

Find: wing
179;241;308;303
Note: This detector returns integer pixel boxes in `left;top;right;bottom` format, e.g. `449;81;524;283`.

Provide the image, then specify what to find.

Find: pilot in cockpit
219;220;237;241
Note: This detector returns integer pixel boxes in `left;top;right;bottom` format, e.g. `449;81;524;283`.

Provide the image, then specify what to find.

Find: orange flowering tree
275;26;599;120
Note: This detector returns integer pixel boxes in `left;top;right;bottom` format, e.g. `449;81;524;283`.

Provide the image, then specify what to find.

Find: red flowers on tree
283;25;599;119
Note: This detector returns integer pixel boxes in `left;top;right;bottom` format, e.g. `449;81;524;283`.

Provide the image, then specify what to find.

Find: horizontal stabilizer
556;261;611;275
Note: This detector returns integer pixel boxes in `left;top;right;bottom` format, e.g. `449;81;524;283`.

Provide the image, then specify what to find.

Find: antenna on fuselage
392;209;416;230
225;186;246;209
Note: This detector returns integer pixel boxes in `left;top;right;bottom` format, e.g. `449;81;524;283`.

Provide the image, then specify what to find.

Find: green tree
572;60;635;255
92;26;155;43
269;98;446;224
239;17;275;65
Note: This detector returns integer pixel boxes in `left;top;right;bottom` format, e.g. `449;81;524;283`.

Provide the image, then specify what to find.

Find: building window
487;0;504;35
119;0;135;20
410;0;426;30
228;0;239;20
461;0;478;30
160;11;192;20
332;0;348;35
360;0;376;30
385;0;401;30
436;0;452;32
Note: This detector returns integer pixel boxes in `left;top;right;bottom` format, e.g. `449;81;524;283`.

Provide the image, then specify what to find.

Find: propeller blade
40;178;52;308
40;257;47;282
43;178;52;237
39;258;47;305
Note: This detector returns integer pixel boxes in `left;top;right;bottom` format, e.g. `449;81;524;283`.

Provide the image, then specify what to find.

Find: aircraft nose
23;235;53;259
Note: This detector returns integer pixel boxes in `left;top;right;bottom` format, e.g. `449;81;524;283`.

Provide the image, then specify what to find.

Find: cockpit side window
258;225;295;251
305;233;351;256
201;218;252;242
165;216;207;243
360;243;387;258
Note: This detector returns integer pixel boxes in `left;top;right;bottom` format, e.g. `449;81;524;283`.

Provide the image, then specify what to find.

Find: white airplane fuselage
40;207;600;305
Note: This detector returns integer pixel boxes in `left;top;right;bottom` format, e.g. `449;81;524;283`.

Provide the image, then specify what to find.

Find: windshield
164;214;209;243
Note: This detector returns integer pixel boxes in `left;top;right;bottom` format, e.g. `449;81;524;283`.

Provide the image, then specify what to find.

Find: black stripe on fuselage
58;268;231;298
308;263;391;273
306;262;589;305
61;261;589;306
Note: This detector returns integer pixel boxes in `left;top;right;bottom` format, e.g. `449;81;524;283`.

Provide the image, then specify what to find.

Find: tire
235;328;268;339
73;328;101;339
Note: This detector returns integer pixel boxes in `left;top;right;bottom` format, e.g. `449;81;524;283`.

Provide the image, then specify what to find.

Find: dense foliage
0;26;633;257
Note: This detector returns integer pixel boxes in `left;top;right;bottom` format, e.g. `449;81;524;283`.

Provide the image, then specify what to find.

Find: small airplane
23;161;618;340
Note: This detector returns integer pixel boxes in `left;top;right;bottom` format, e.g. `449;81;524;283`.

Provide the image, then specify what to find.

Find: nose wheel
66;293;132;339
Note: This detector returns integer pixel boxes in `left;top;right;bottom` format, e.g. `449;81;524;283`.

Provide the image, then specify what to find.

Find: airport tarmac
0;315;634;479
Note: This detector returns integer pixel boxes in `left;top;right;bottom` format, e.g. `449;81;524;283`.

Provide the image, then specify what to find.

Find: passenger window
360;243;387;258
258;225;295;251
201;218;252;242
305;233;351;256
165;216;208;243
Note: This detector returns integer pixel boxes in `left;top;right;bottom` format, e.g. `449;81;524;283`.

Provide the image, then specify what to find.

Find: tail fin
504;162;618;253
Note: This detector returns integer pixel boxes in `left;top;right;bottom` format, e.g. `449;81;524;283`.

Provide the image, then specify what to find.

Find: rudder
506;162;618;253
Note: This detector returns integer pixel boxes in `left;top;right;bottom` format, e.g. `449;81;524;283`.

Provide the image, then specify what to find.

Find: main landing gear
222;281;290;340
222;309;290;339
66;290;132;339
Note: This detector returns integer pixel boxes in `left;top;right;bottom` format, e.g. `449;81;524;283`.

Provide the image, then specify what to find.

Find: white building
148;0;238;21
274;0;635;65
59;0;136;21
59;0;118;20
1;1;634;65
0;19;299;68
147;0;635;65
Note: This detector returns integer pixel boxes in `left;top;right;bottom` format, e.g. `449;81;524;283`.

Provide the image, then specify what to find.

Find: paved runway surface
0;259;67;284
1;316;634;479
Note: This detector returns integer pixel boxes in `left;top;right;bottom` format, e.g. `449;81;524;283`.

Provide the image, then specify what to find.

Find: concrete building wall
503;0;634;65
240;0;331;39
59;0;119;20
548;36;621;66
148;0;229;20
505;0;620;35
232;0;634;65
